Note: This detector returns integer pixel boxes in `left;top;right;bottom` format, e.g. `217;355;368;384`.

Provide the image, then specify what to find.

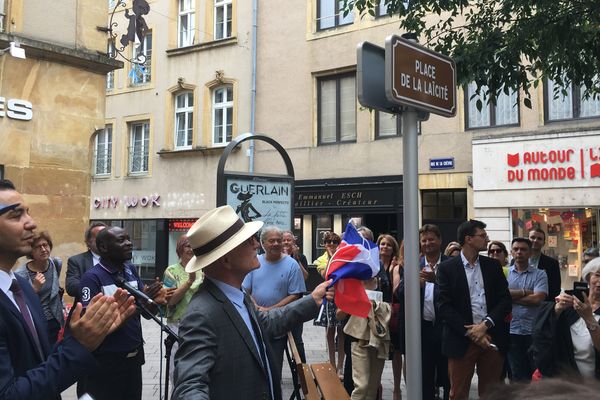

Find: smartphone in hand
565;281;589;302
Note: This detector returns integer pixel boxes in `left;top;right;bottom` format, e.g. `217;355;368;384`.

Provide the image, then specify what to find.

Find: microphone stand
136;299;181;400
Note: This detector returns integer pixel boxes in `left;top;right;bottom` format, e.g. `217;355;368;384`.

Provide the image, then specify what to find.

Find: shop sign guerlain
93;194;161;209
226;178;292;231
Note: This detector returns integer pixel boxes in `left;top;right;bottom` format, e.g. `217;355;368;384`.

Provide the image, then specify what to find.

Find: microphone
115;276;155;305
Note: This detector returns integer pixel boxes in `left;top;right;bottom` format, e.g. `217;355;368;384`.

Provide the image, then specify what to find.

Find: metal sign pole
402;107;422;400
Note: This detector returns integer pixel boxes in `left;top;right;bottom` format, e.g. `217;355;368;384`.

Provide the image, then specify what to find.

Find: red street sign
385;35;457;117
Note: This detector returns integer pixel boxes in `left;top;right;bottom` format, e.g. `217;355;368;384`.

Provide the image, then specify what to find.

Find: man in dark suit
396;224;450;400
172;205;333;400
528;228;561;300
0;179;135;400
65;221;107;299
437;219;512;400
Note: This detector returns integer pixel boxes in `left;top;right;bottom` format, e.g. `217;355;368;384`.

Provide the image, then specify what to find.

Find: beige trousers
350;341;386;400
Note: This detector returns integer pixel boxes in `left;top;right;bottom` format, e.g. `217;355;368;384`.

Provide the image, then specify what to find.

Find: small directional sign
429;157;455;170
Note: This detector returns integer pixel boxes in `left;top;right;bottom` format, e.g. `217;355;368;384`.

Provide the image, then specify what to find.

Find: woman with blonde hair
377;234;404;400
444;241;461;258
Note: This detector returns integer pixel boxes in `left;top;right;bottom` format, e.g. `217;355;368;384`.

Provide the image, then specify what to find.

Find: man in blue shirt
243;226;306;378
79;226;168;400
507;237;548;382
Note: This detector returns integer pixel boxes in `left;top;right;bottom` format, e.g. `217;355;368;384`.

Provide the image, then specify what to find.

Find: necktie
243;295;272;399
10;279;44;359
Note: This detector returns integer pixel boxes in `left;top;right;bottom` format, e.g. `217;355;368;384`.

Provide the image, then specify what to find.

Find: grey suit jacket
65;251;94;299
172;278;318;400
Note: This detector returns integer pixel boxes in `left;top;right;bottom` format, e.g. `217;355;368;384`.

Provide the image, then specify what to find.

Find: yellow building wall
0;54;107;269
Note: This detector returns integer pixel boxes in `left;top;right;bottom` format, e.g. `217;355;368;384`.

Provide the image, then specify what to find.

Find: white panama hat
185;205;263;273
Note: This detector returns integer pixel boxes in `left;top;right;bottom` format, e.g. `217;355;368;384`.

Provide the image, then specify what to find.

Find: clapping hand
144;277;171;305
69;289;136;352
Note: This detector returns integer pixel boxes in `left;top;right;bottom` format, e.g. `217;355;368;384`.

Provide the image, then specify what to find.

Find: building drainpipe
248;0;258;173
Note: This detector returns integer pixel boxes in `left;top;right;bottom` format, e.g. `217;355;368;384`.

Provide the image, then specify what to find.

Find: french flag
325;222;380;318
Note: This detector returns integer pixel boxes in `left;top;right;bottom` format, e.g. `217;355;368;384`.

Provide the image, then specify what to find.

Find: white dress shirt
460;251;487;324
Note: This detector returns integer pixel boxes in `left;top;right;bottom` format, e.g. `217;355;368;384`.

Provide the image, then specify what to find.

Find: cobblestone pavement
63;317;480;399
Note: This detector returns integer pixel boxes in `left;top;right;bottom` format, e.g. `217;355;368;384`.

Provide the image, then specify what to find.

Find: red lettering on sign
523;150;573;164
508;170;523;182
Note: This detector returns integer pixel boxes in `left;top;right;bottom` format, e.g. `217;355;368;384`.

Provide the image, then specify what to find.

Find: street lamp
0;41;26;59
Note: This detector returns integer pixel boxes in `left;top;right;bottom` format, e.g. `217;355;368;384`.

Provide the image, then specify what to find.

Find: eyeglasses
33;243;50;250
324;240;340;245
470;233;489;240
488;248;503;254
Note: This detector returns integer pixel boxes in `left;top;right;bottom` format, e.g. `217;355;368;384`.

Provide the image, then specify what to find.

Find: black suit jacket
538;253;561;300
172;278;319;400
0;275;96;400
436;255;512;359
66;250;94;299
395;254;450;350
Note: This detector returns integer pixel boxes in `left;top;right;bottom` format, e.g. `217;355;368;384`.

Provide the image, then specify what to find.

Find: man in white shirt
437;220;512;399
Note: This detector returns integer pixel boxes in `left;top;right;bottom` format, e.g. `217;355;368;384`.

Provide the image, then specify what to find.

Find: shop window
123;220;157;281
128;121;150;175
422;189;467;247
175;91;194;149
106;41;115;91
511;208;599;288
178;0;195;47
212;85;233;146
94;125;112;176
318;73;356;145
465;82;519;129
0;0;6;33
375;111;421;139
317;0;354;30
214;0;232;40
131;32;152;86
313;214;333;261
545;79;600;121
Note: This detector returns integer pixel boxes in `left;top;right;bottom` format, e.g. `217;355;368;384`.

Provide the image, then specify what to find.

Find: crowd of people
305;221;600;400
2;175;600;400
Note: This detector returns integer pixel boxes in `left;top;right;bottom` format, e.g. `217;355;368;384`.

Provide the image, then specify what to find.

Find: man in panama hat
172;205;333;400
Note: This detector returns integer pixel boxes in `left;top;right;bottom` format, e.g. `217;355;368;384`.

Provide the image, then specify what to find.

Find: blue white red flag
325;222;380;318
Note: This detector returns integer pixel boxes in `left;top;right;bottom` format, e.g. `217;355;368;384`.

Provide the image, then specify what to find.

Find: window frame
130;32;152;86
212;85;233;147
174;91;194;150
128;121;150;175
463;83;520;130
214;0;232;40
544;79;600;122
375;111;421;139
94;125;112;177
1;0;7;33
178;0;195;47
317;72;357;145
106;41;115;91
317;0;355;31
